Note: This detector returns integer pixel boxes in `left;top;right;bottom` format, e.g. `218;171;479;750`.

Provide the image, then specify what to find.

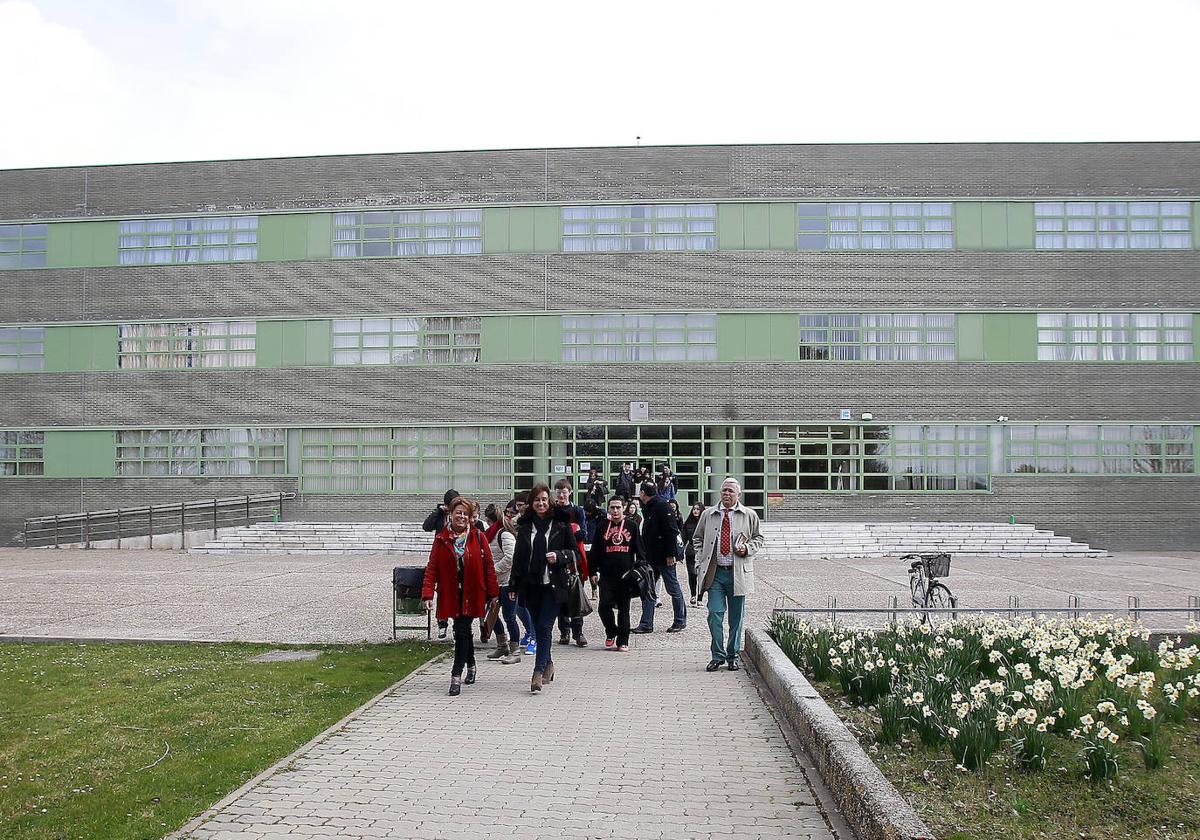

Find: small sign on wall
553;465;565;474
839;409;852;420
579;462;591;472
629;401;649;422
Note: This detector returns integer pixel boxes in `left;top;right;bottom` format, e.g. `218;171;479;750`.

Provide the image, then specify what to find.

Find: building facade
1;143;1198;549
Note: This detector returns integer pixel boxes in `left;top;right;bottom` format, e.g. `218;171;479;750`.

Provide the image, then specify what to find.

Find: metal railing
773;594;1200;625
22;492;296;549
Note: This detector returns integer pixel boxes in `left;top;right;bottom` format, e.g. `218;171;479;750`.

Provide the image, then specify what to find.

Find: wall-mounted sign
704;465;712;474
553;464;565;474
839;409;852;420
579;462;591;472
629;401;649;422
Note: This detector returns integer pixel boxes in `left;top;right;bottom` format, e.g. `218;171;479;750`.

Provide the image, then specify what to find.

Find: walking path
174;634;840;840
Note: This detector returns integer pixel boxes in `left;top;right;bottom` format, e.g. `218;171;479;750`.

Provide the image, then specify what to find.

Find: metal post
180;503;186;548
888;595;898;624
1127;595;1141;622
213;498;219;540
1188;595;1199;624
84;512;91;549
53;514;59;549
1008;595;1020;611
1068;594;1080;621
116;508;122;549
148;507;153;549
245;495;251;525
278;491;284;521
827;595;838;623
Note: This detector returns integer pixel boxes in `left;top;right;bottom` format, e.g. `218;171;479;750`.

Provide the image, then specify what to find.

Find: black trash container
393;565;426;614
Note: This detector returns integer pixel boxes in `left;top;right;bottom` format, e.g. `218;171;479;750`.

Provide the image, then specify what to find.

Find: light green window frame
0;326;46;372
797;203;954;250
0;223;48;269
331;317;481;366
561;314;717;362
116;428;285;476
0;430;45;476
1036;312;1193;361
299;426;513;493
1033;201;1192;249
798;313;956;360
332;209;482;257
117;321;256;369
118;216;259;264
561;204;716;252
768;424;989;492
1003;424;1194;475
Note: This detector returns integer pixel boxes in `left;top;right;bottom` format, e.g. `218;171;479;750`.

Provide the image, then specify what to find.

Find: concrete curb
163;651;448;840
746;627;934;840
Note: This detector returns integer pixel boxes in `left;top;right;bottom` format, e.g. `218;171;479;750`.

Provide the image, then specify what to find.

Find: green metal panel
954;203;983;250
506;207;535;253
532;315;561;362
1006;203;1035;249
717;313;748;360
305;213;333;260
255;320;285;367
482;208;509;253
42;325;118;371
768;312;799;359
956;313;986;361
256;215;286;261
480;315;508;362
981;203;1010;250
45;220;120;268
1193;204;1200;249
44;430;116;478
533;206;560;252
982;313;1038;361
744;314;775;359
279;321;308;367
304;320;332;365
768;203;797;250
717;204;745;250
742;205;771;250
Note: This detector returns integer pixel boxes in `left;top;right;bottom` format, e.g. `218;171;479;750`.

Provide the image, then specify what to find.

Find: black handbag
566;572;594;618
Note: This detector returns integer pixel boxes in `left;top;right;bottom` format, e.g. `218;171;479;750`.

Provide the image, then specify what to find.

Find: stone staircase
189;520;1107;558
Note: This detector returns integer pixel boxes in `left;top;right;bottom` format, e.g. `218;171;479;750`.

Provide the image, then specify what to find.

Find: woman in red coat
421;496;499;696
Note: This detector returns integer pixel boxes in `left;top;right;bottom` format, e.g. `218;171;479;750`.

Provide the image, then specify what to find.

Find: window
1034;201;1192;249
797;203;954;250
118;322;256;369
116;428;285;476
299;426;513;493
0;430;44;476
0;326;45;372
1004;425;1193;474
798;313;956;360
1037;312;1193;361
769;425;988;492
118;216;258;264
561;314;718;362
331;317;480;365
0;223;48;269
333;209;482;257
561;204;716;252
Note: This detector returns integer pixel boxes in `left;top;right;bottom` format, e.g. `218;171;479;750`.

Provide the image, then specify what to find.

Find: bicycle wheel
925;582;958;626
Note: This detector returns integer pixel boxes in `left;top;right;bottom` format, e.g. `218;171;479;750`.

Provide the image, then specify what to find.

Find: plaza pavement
2;546;1197;839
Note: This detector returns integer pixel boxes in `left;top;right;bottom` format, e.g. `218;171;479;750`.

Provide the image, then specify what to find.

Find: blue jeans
706;566;745;663
638;562;687;629
519;585;560;673
495;584;530;642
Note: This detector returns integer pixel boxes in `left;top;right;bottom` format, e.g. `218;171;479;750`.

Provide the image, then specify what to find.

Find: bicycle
901;552;958;625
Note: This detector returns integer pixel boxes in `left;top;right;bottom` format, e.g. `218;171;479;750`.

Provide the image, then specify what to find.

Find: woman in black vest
509;482;579;693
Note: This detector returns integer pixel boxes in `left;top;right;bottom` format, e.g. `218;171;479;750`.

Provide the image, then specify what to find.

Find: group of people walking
420;473;763;695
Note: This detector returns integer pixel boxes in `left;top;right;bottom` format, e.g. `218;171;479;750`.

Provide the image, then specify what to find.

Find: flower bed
769;614;1200;839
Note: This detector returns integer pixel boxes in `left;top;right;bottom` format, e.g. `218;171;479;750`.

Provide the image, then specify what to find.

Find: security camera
860;412;874;421
996;415;1009;423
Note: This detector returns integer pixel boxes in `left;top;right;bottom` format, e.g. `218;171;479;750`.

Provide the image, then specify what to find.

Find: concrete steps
189;520;1108;558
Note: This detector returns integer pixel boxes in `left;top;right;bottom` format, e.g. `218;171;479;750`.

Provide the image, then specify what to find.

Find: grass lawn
0;641;440;840
819;681;1200;840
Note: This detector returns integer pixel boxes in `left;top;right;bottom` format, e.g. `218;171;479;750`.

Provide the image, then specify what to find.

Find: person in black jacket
509;482;580;693
682;502;705;607
613;463;636;500
589;495;647;651
632;481;687;634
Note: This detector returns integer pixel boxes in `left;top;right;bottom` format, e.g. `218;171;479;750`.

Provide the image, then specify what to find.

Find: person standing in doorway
692;478;763;672
614;462;636;501
632;481;687;634
657;465;677;502
421;496;499;695
681;501;704;607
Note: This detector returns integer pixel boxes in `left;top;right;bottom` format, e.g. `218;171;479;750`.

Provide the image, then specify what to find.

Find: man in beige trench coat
691;477;763;671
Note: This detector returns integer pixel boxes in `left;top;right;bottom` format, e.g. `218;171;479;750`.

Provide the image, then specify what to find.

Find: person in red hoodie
421;496;499;696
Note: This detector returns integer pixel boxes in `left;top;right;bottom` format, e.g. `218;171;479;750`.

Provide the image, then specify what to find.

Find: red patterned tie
720;508;731;556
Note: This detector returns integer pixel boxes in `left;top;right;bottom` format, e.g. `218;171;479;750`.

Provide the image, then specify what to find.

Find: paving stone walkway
175;634;840;840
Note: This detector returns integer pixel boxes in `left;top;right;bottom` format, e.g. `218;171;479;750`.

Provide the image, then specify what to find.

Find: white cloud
3;0;1200;169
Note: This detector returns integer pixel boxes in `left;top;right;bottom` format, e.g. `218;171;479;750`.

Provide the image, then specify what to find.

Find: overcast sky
3;0;1199;170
